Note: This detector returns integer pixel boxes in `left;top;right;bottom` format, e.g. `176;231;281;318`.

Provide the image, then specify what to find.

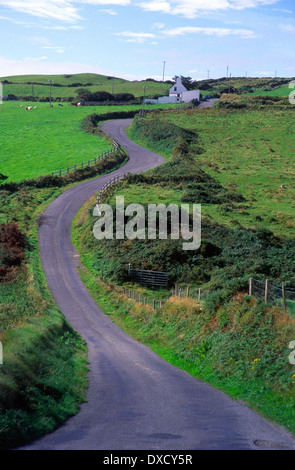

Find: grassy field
128;106;295;240
0;101;174;182
0;73;170;99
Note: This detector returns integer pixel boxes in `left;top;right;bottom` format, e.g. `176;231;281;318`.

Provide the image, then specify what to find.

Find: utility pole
162;61;166;82
207;70;210;79
48;80;53;107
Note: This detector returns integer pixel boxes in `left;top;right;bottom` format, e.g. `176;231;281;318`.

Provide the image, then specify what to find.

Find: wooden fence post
198;288;201;303
249;278;253;296
282;283;287;316
265;279;269;303
153;299;156;309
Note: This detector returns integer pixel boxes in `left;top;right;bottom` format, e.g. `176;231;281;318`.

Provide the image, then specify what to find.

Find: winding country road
21;119;295;450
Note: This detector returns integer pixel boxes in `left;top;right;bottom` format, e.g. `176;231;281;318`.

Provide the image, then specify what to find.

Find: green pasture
0;73;170;99
0;101;173;182
0;101;111;181
131;107;295;239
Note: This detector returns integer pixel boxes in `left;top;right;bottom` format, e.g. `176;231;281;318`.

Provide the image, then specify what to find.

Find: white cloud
273;8;293;14
137;1;171;13
0;0;280;24
97;8;118;14
137;0;280;18
0;0;130;25
23;55;48;61
42;46;66;53
115;30;156;42
0;0;82;23
162;25;257;38
278;24;295;33
76;0;130;4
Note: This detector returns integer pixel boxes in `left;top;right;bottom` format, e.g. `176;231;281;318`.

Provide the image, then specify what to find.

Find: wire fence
249;278;295;315
114;278;295;314
115;284;211;311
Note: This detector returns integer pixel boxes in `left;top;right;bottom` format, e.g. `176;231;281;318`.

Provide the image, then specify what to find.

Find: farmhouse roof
169;78;187;95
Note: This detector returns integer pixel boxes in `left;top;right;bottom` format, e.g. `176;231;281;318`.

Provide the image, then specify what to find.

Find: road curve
20;119;295;451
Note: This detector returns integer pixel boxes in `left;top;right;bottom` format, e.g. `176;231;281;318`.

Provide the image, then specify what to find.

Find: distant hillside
1;73;293;101
193;76;294;98
0;73;171;100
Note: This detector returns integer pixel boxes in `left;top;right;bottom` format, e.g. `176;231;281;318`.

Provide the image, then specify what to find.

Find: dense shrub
0;223;27;281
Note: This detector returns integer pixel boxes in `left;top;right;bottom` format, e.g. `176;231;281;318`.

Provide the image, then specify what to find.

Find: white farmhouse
169;77;188;99
145;77;200;105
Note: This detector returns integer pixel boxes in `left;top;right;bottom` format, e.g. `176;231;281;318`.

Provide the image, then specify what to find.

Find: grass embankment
0;186;88;450
73;203;295;435
0;111;128;449
71;101;295;434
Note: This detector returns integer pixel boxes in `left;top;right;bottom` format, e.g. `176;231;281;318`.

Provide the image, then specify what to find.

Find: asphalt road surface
20;119;295;451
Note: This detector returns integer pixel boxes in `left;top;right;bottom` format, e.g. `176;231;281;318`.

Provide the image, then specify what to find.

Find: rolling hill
0;73;171;100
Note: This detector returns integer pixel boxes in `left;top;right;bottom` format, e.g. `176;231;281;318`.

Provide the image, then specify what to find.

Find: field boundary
51;142;120;176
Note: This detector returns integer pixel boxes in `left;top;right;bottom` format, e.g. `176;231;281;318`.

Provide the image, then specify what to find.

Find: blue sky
0;0;295;80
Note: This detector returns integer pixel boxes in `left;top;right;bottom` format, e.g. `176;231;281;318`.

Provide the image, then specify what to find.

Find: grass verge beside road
0;144;127;449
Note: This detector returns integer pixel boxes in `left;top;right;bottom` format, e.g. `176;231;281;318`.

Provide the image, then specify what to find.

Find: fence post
249;278;253;296
282;283;287;316
198;288;201;303
186;286;190;298
265;279;269;303
153;299;156;309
